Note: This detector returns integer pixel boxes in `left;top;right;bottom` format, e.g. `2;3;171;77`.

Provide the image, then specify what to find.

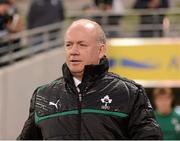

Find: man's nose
70;44;80;55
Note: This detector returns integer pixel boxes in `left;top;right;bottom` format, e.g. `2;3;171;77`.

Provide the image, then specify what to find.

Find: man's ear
99;44;106;59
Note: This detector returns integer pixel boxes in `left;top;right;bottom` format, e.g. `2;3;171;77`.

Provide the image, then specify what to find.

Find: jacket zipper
79;93;82;102
78;92;82;139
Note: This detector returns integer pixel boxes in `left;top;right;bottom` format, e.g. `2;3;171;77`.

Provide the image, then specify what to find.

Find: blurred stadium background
0;0;180;139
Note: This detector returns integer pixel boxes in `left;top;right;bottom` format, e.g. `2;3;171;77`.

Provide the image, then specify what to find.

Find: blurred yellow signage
107;38;180;80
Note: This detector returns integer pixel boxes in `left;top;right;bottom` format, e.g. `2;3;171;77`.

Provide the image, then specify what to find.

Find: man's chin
69;68;83;74
68;65;84;76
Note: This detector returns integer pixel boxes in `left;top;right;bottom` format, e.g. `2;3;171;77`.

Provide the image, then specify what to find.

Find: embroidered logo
49;99;60;110
101;95;112;110
172;118;180;132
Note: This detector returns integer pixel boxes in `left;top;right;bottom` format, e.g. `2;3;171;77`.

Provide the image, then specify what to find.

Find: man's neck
73;76;82;81
71;72;83;81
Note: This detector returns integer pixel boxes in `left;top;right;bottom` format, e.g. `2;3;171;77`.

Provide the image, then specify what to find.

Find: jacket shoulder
106;72;144;94
32;77;65;117
35;77;65;95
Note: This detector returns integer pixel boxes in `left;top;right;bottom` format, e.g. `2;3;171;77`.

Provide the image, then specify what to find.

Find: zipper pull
79;93;82;102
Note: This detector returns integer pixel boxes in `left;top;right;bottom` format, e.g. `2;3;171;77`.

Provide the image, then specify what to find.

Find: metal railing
0;21;66;66
1;8;180;66
67;8;180;37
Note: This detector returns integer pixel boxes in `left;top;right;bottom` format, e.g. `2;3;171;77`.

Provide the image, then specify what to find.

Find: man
27;0;65;46
133;0;169;37
0;0;23;56
0;0;23;34
27;0;64;29
17;19;162;139
153;88;180;140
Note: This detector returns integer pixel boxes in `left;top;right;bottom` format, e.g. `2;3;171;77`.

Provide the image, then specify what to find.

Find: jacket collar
62;56;109;87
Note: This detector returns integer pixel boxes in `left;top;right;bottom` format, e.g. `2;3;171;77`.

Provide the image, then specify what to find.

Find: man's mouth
71;60;80;62
70;60;82;63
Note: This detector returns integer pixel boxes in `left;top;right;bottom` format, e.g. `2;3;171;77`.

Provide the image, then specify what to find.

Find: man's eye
65;44;71;47
80;44;87;47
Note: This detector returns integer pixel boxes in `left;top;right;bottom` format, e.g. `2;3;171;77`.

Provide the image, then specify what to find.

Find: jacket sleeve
128;87;163;139
17;88;43;140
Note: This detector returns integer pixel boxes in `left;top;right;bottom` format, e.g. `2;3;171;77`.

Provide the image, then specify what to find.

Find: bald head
65;19;106;45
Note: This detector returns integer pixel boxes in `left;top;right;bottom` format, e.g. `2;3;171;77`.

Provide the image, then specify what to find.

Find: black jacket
17;57;162;140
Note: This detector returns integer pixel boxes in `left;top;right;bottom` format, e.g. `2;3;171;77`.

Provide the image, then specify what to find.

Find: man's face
64;23;104;78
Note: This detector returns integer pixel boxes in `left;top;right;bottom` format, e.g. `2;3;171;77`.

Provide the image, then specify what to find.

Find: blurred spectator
27;0;64;29
7;0;24;45
94;0;112;11
0;0;23;56
152;88;180;140
27;0;65;46
92;0;124;37
133;0;169;37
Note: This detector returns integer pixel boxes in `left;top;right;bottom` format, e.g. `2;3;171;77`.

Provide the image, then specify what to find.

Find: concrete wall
0;47;65;139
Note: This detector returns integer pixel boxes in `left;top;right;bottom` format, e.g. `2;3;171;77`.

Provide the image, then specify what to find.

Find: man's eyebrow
77;41;88;44
64;40;88;44
65;41;72;43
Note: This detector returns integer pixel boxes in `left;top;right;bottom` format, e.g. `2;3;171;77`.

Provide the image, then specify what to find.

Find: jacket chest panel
35;87;78;117
80;84;130;114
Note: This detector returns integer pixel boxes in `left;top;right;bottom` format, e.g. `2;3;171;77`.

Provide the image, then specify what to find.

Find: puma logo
49;99;60;109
